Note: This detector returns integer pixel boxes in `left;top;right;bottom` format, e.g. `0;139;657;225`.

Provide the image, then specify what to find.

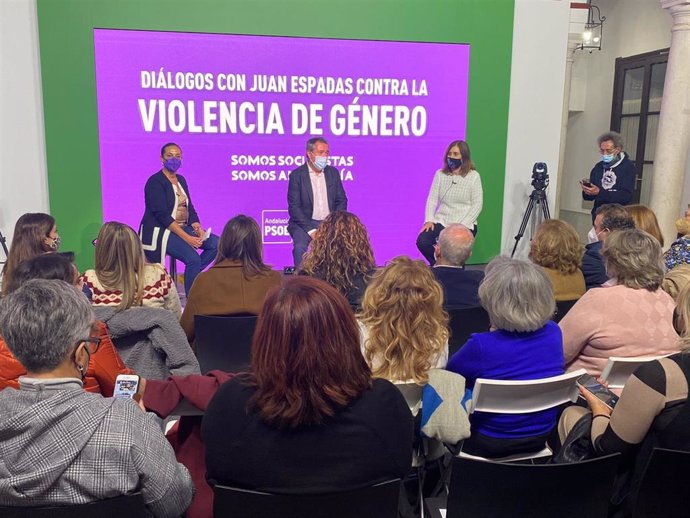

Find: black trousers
416;223;477;266
462;430;551;458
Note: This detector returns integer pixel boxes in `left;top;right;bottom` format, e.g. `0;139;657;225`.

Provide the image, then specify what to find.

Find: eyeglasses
77;336;101;354
599;147;617;155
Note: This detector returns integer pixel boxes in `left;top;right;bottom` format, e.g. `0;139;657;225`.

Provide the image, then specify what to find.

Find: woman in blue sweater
447;256;564;457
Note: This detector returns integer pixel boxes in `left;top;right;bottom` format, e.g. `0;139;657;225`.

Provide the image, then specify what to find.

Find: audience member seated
561;228;679;378
299;210;376;309
82;221;181;318
95;305;200;380
432;223;484;309
583;204;635;290
0;254;133;396
1;212;60;295
665;207;690;270
141;371;233;518
558;281;690;517
529;219;586;301
662;262;690;301
626;204;664;247
447;257;564;458
201;277;413;493
359;256;449;384
662;208;690;300
180;215;281;342
0;279;193;516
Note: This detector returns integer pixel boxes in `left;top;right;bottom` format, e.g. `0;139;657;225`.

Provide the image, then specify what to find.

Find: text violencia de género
137;99;427;137
140;71;429;97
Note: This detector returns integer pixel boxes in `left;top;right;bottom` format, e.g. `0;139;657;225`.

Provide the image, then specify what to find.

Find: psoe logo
262;210;291;244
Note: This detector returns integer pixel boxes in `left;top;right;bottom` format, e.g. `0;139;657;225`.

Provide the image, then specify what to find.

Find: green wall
37;0;514;269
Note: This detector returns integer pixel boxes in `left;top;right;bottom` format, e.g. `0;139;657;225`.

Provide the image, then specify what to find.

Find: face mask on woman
446;157;463;171
45;234;61;251
164;157;182;173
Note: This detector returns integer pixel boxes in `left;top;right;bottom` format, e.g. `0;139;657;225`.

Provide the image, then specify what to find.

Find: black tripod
511;186;551;258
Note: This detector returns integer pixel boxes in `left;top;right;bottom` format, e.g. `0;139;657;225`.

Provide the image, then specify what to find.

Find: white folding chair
458;369;587;462
600;356;666;390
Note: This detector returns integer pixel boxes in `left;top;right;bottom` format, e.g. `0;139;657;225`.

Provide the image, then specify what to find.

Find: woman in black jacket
139;142;218;295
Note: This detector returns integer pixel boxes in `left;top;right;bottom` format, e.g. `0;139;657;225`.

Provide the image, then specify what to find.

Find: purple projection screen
93;29;469;267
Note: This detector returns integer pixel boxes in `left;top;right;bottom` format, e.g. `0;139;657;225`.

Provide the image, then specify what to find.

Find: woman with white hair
0;279;192;516
447;257;564;458
560;228;679;378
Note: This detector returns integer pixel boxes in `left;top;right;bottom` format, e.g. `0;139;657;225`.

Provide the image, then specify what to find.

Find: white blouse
424;169;483;228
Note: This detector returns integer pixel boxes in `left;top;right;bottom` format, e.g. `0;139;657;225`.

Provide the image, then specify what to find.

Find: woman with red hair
201;276;413;492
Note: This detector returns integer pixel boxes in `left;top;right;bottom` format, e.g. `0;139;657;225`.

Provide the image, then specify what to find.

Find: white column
554;40;580;217
650;0;690;245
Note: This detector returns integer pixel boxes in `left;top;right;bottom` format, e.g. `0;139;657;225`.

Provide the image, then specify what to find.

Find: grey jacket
0;379;193;516
95;306;200;380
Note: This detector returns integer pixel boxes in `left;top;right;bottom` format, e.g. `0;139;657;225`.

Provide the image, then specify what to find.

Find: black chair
194;314;258;373
447;306;491;357
553;299;578;323
0;493;146;518
632;448;690;518
213;479;401;518
425;453;620;518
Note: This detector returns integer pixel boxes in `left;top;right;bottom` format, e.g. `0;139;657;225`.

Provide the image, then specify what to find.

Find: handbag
550;412;595;463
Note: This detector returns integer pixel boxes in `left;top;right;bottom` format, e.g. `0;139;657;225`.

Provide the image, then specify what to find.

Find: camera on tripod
531;162;549;191
511;162;551;257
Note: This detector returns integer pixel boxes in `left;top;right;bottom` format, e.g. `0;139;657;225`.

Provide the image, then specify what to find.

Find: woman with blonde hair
300;211;376;309
529;219;586;301
358;256;449;384
626;204;664;247
560;228;679;378
81;222;181;317
447;257;564;457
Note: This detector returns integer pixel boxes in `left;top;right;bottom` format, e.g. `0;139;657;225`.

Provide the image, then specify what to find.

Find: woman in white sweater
416;139;483;265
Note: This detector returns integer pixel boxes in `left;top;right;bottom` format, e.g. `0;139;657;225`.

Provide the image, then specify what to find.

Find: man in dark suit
582;203;635;290
432;223;484;309
287;137;348;267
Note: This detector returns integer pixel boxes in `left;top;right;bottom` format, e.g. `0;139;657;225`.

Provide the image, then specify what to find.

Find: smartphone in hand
581;179;594;188
577;374;619;409
113;374;141;400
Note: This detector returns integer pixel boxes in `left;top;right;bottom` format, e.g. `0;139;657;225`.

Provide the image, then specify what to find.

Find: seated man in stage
287;137;347;267
432;223;484;309
583;203;635;290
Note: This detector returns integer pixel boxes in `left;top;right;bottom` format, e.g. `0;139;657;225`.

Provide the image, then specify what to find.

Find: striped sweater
81;263;181;319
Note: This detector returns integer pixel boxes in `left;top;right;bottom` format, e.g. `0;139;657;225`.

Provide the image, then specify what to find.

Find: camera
531;162;549;191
